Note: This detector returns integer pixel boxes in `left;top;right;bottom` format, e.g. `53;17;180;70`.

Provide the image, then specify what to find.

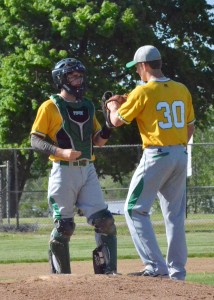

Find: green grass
0;214;213;286
186;273;214;286
1;231;213;263
0;214;214;263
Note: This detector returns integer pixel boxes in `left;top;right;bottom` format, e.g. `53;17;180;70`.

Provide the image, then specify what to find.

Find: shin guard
91;209;117;274
93;234;117;274
100;234;117;273
49;228;71;274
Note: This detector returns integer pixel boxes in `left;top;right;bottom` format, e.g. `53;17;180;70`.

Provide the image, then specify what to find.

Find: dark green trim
127;177;144;217
152;152;169;158
49;196;61;220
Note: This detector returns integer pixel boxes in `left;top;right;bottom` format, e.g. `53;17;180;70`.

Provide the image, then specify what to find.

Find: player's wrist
99;124;112;139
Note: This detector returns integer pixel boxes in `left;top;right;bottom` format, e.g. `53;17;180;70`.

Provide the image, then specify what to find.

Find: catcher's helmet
52;58;86;98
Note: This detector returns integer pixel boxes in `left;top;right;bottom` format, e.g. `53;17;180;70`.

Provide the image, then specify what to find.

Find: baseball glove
101;91;127;128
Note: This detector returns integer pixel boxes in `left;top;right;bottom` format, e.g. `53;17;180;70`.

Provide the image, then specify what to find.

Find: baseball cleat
105;271;122;276
128;269;169;277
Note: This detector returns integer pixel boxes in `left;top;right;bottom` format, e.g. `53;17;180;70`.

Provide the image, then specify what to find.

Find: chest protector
51;94;94;160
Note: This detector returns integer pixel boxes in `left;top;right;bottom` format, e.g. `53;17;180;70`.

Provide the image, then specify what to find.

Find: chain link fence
0;144;213;232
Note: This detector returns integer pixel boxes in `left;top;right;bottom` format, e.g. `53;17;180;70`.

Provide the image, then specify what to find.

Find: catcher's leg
49;218;75;274
89;209;117;274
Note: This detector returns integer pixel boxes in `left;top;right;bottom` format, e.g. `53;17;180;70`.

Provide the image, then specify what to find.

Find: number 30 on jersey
157;101;185;129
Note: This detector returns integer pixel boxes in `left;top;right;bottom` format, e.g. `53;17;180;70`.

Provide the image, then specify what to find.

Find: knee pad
55;218;76;239
91;209;116;236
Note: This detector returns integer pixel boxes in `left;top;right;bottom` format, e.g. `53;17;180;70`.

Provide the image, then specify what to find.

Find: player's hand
106;100;120;111
55;148;82;161
106;95;126;111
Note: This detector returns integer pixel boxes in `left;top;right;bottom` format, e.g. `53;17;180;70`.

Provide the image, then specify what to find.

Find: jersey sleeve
93;114;102;133
31;102;50;137
117;86;144;124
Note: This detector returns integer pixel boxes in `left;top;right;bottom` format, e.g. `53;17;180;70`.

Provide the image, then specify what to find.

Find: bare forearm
109;110;123;127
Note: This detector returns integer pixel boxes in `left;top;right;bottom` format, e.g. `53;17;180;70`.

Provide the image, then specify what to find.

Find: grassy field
0;214;214;262
0;214;213;286
0;230;213;263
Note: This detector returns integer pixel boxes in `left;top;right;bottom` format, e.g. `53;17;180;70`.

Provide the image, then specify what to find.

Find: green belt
59;160;92;167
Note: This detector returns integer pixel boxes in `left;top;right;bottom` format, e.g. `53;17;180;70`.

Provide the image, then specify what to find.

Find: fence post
14;150;19;229
6;160;10;225
0;164;7;227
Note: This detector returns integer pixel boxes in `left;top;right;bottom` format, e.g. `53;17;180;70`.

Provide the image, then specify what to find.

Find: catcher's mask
52;58;86;99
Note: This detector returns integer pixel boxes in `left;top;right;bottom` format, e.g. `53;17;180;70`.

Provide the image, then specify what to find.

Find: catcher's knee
90;209;116;236
54;218;76;239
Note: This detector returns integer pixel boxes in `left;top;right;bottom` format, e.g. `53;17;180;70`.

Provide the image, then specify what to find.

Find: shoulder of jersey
39;98;56;109
47;98;56;105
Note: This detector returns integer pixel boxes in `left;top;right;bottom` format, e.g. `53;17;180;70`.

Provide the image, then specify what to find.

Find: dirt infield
0;258;214;300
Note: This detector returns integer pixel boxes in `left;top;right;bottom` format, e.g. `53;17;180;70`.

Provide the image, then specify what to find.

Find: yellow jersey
118;79;195;148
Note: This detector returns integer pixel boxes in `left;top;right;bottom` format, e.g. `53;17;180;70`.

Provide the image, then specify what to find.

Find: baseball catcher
30;58;119;275
101;91;127;128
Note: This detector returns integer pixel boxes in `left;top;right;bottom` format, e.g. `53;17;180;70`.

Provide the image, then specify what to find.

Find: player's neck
59;91;77;102
147;70;165;82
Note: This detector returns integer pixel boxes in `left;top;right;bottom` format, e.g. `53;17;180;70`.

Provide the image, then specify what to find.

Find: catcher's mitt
101;91;126;128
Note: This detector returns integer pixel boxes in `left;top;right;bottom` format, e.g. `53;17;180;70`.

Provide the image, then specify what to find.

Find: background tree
0;0;213;216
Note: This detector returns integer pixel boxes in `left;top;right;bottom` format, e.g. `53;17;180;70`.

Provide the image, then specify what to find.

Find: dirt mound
0;258;213;300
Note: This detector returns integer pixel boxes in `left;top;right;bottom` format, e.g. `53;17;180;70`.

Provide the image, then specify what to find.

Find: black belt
59;160;92;167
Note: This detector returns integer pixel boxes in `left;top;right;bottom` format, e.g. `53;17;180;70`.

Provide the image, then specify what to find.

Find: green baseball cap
126;45;161;68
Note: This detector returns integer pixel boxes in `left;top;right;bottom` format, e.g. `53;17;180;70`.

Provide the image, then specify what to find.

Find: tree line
0;0;213;216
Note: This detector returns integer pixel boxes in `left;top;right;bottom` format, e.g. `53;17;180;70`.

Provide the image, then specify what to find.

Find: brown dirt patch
0;258;213;300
